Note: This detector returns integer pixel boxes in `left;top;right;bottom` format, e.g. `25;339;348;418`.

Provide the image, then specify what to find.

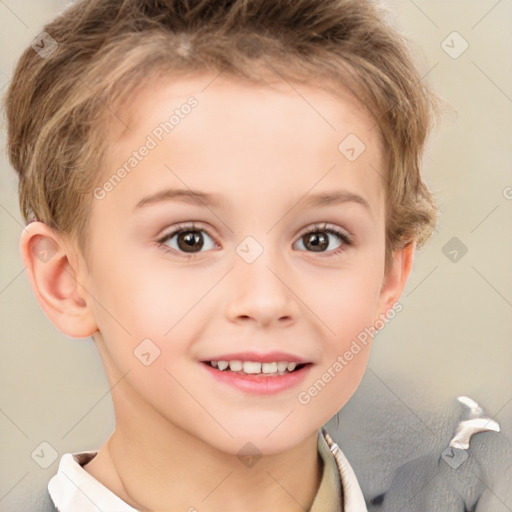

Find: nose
224;248;300;329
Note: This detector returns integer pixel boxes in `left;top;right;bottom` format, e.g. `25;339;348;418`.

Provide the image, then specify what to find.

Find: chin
198;415;318;457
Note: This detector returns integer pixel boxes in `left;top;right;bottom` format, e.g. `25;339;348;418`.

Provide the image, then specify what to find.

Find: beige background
0;0;511;509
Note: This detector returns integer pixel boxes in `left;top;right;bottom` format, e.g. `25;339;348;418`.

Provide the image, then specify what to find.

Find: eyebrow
134;189;227;211
134;188;372;214
300;190;371;213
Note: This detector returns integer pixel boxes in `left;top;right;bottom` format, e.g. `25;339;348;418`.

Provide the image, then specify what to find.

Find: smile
205;360;306;376
200;358;313;395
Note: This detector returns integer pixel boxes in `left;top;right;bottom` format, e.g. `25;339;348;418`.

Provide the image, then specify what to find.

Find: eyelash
156;222;353;259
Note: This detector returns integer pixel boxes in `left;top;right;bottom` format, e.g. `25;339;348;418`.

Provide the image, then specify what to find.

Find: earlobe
19;222;98;339
376;242;415;317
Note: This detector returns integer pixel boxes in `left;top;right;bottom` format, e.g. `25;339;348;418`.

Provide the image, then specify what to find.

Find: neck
84;382;323;511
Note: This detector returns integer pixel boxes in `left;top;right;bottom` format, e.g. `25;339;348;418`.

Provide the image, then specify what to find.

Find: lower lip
201;363;312;395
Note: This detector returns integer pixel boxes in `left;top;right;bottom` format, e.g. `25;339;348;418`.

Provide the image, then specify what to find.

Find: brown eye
158;225;216;256
177;231;204;252
302;232;329;252
294;225;349;254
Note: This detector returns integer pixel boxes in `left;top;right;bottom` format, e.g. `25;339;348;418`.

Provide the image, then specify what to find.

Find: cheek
305;266;383;341
298;282;378;421
89;258;220;378
93;247;205;329
302;266;384;417
300;346;371;425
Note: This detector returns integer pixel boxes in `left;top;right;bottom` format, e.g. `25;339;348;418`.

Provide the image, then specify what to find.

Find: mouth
202;360;310;377
199;352;313;394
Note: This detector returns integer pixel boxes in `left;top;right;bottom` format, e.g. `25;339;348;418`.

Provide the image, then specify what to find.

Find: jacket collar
319;428;368;511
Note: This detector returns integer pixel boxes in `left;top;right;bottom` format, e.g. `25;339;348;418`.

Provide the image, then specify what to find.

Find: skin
20;72;414;511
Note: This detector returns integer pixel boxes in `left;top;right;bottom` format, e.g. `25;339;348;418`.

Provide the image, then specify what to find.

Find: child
4;0;439;510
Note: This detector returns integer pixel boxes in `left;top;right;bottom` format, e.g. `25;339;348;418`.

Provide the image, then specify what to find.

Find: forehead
113;71;380;147
97;72;385;216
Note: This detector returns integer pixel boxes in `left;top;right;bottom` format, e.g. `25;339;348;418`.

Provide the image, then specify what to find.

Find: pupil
178;231;203;252
306;232;328;252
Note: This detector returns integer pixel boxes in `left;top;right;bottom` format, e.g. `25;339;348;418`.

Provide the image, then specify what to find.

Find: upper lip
200;352;311;364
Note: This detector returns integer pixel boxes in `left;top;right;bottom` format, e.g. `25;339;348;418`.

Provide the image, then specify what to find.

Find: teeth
228;360;243;371
209;359;303;375
243;361;262;374
262;362;278;374
217;360;229;371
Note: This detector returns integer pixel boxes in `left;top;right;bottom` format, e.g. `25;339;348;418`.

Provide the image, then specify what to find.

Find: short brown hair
4;0;439;273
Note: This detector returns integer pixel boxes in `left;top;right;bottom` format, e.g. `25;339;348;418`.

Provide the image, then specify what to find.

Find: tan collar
313;428;368;512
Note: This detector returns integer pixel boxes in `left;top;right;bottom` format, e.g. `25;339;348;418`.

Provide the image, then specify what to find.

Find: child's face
78;73;409;454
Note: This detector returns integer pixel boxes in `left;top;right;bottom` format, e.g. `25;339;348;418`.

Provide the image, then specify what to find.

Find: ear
19;221;98;339
375;242;415;318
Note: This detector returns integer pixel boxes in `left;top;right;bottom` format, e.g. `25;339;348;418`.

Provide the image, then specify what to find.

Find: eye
157;223;217;256
294;223;352;255
156;222;352;258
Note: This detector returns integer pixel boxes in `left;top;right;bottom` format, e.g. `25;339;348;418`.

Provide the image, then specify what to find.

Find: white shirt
48;428;368;511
